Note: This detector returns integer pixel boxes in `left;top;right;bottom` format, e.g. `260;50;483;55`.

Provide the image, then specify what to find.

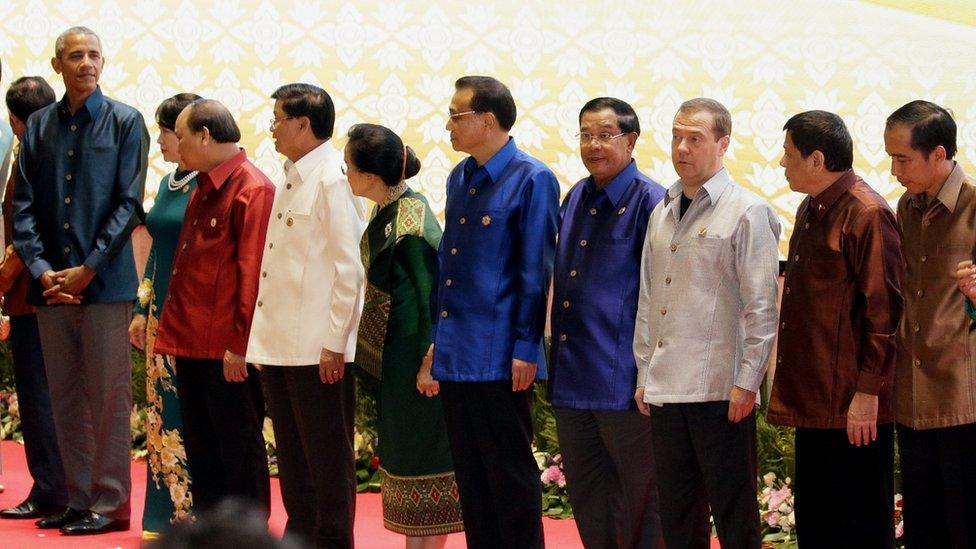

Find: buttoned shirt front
12;86;149;304
549;160;665;410
154;149;275;359
897;162;976;429
430;137;559;382
634;168;781;404
246;141;366;366
768;170;904;429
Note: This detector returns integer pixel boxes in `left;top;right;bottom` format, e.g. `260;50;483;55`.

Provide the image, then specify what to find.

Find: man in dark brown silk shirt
768;111;903;548
889;100;976;549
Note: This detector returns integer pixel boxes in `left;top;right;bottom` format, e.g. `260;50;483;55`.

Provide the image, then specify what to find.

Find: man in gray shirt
633;98;780;549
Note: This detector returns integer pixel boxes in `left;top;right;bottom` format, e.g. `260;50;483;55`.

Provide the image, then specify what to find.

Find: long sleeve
849;205;904;394
633;218;655;388
731;202;781;393
511;170;559;364
133;242;156;316
397;235;439;358
229;183;275;356
321;183;366;354
83;114;149;272
12;130;51;278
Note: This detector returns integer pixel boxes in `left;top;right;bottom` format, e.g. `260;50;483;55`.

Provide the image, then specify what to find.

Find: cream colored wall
2;0;974;252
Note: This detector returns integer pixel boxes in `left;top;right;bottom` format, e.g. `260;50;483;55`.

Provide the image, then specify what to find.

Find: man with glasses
425;75;558;548
634;98;780;548
548;97;665;548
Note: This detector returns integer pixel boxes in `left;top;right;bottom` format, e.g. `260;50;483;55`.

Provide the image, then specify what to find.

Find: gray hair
55;26;101;58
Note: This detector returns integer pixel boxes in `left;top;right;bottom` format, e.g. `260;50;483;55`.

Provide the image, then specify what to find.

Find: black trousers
650;401;760;549
8;313;67;507
174;358;270;515
794;425;894;548
263;365;356;549
554;408;663;549
897;422;976;549
440;381;543;549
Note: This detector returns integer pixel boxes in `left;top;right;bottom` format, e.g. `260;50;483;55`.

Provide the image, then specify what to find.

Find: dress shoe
1;500;63;519
35;507;85;529
60;511;130;535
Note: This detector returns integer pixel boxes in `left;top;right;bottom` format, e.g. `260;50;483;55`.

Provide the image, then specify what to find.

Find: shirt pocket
687;235;725;287
929;243;971;282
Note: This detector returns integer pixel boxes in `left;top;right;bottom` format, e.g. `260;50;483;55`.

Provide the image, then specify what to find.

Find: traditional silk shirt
246;141;366;366
549;160;665;410
154;149;275;359
768;170;904;429
634;168;781;404
430;138;559;382
898;163;976;429
13;86;149;305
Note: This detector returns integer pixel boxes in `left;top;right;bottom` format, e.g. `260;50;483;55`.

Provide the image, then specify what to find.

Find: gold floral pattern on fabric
357;283;391;380
379;467;464;537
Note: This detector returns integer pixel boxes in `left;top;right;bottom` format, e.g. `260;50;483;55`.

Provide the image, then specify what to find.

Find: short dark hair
346;123;421;187
185;99;241;144
455;76;516;131
271;83;335;140
886;100;957;160
156;93;202;131
5;76;57;122
677;98;732;139
783;110;854;172
579;97;640;135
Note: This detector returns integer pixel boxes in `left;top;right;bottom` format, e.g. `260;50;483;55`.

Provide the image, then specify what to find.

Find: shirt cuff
855;371;886;395
83;250;109;272
321;335;346;356
636;363;650;388
734;365;765;394
28;258;54;279
512;339;539;364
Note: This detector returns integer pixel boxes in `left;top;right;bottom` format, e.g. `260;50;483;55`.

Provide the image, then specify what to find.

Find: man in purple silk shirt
548;97;665;548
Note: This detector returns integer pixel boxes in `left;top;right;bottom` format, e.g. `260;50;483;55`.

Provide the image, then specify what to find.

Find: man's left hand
52;265;96;296
320;349;345;384
223;350;248;382
512;359;536;392
846;391;879;447
727;386;757;423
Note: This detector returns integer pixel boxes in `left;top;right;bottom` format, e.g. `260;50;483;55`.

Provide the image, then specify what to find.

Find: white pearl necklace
167;169;198;192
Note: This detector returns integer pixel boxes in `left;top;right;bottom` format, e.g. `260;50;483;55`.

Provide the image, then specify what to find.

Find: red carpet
0;440;584;548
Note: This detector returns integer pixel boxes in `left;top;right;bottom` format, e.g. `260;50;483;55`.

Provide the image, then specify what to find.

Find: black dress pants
794;425;895;548
897;422;976;549
650;401;760;549
440;380;543;549
263;365;356;549
174;358;270;515
554;408;663;549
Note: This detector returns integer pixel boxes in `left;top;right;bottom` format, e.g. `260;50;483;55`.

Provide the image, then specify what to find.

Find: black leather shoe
60;511;130;535
1;500;63;519
35;507;85;529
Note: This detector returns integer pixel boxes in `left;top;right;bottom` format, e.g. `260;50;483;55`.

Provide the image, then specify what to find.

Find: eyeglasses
269;116;294;131
447;110;481;121
576;132;629;145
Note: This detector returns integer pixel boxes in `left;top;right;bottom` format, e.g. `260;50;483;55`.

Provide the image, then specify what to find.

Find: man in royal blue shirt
12;26;148;535
422;76;558;548
549;97;666;548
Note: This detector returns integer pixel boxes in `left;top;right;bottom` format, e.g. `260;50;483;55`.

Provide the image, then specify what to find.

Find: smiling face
671;109;729;187
52;33;103;100
579;108;636;187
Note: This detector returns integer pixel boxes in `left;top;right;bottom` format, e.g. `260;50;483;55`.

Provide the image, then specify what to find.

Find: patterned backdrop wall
2;0;975;252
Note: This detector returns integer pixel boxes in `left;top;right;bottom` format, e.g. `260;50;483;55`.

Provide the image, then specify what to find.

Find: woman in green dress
346;123;463;548
127;93;201;538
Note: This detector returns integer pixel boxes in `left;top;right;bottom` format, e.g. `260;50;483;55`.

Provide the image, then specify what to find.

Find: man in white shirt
633;98;780;548
246;83;365;549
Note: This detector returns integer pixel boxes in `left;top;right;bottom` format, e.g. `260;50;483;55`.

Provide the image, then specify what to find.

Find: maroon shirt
155;149;275;359
768;170;904;429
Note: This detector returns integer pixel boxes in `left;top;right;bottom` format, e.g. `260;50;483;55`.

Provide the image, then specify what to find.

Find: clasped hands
40;266;95;304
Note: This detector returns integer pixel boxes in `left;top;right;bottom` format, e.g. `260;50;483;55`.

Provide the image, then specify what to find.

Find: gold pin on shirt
210;218;217;227
618;207;626;215
286;218;294;227
698;227;707;237
482;215;491;226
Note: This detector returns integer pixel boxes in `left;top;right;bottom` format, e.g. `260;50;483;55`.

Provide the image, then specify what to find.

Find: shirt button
277;213;283;219
70;124;77;131
580;239;588;247
172;268;178;275
469;188;476;195
589;208;597;215
202;195;208;201
670;243;677;252
562;300;570;309
257;300;263;307
914;323;920;332
914;358;921;367
923;219;931;227
781;321;786;329
450;247;458;255
441;310;449;318
63;246;70;253
65;174;72;181
64;197;71;205
559;334;567;342
916;289;923;298
193;219;198;226
920;255;927;262
804;223;810;229
286;183;292;190
286;218;294;227
182;243;187;250
262;271;268;278
445;279;453;287
67;150;74;156
785;286;791;294
794;254;799;261
665;276;672;285
459;217;466;225
269;242;274;249
569;270;577;277
63;223;70;230
657;340;663;348
777;355;783;364
660;308;667;316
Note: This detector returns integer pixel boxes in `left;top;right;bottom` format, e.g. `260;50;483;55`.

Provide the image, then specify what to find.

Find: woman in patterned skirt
346;123;463;548
127;93;201;538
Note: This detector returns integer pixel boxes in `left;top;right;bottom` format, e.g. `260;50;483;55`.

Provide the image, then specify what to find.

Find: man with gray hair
633;98;780;548
13;26;149;535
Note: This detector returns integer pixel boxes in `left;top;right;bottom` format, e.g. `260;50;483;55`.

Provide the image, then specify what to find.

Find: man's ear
51;56;62;75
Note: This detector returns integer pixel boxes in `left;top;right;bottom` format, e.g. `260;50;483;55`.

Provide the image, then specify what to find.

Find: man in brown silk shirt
890;100;976;549
768;110;903;547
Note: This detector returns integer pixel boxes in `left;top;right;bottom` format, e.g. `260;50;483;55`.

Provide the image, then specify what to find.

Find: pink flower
895;520;904;539
765;512;780;527
545;465;562;484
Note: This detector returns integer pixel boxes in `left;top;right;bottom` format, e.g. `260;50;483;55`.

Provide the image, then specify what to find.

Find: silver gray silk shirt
634;168;781;404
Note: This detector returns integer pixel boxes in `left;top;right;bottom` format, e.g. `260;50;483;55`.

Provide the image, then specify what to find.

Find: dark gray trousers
35;302;133;520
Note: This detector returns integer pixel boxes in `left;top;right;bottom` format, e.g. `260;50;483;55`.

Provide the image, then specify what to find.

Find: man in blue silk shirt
422;76;558;548
549;97;665;548
13;26;148;535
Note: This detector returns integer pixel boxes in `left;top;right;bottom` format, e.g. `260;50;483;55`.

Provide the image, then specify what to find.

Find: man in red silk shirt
154;99;275;514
